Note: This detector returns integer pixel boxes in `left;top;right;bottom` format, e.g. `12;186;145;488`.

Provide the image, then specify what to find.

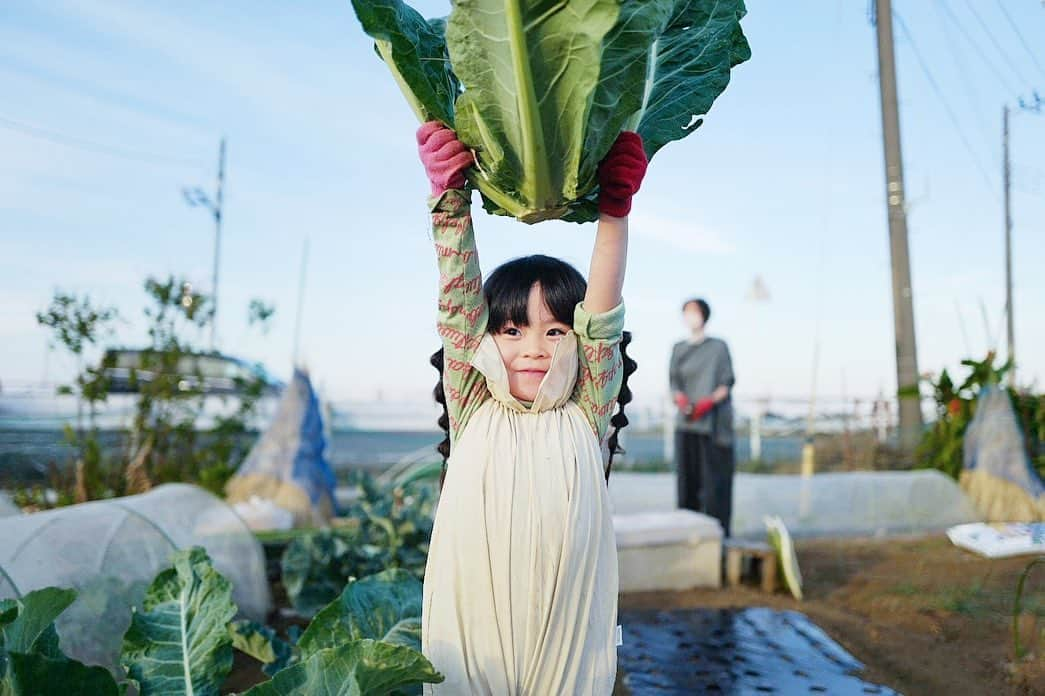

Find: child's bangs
484;255;586;331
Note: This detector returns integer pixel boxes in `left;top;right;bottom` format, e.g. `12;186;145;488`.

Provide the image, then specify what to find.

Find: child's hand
597;131;648;218
417;121;474;196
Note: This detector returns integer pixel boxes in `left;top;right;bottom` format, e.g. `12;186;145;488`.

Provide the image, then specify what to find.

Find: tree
36;293;120;502
25;278;276;508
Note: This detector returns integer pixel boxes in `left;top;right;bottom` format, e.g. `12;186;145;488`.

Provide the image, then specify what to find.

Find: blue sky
1;0;1043;412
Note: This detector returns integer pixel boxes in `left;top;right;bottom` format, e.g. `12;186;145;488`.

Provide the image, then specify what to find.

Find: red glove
673;393;691;413
688;397;715;422
416;121;474;196
597;131;648;218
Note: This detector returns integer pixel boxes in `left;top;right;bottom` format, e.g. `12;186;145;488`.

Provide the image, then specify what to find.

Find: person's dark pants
675;430;735;537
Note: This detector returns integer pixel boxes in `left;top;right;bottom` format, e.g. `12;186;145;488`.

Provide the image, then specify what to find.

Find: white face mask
682;308;705;332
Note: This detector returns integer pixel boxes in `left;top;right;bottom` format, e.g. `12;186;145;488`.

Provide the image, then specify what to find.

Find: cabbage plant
351;0;750;223
0;549;442;695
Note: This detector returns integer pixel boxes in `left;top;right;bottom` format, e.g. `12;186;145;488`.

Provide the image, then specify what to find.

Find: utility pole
1003;92;1044;388
183;138;226;351
873;0;923;452
1003;105;1014;385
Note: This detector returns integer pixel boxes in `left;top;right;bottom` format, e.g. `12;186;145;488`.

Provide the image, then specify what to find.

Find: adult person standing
669;298;736;536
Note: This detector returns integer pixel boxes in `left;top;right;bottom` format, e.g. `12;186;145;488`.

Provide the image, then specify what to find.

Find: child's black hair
605;329;636;483
431;255;637;488
484;254;587;330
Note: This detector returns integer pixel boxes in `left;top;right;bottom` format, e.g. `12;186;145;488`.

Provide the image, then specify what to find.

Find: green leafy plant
23;279;277;507
4;652;121;696
0;587;122;695
34;293;120;504
282;530;362;619
0;548;442;694
1;587;77;659
229;619;295;677
120;546;237;695
282;474;434;617
241;640;442;696
248;299;276;333
351;0;750;223
297;569;422;657
128;276;254;496
916;353;1044;480
35;293;121;440
246;570;433;696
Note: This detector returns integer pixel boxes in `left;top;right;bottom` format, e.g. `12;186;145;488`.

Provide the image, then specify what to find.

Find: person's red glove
416;121;474;195
688;397;715;422
597;131;648;218
673;393;691;414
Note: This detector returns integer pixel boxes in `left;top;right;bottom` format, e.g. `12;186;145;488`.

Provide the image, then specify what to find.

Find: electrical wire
0;114;206;169
932;0;991;142
935;0;1022;96
961;0;1033;88
995;0;1045;83
892;11;998;195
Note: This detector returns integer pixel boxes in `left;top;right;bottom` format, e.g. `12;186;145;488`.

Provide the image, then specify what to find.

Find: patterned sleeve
572;302;626;442
431;189;489;445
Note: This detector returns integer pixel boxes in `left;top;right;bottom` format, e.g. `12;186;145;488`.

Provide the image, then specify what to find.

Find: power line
996;0;1045;83
932;0;991;142
0;114;206;169
892;11;997;194
961;0;1033;88
935;1;1021;96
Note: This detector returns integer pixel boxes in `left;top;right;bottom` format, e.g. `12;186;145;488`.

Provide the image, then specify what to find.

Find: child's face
492;283;571;402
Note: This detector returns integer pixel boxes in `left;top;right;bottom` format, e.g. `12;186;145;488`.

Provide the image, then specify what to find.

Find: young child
416;121;646;695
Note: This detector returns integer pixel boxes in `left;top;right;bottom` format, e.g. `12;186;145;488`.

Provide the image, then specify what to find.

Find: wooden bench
724;539;778;593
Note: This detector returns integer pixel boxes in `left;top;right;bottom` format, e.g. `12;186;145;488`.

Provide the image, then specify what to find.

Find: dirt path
619;537;1044;695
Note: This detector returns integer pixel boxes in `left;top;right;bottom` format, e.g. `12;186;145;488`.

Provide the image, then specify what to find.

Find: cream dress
422;189;622;695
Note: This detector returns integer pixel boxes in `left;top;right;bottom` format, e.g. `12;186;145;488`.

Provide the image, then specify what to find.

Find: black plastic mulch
618;607;900;695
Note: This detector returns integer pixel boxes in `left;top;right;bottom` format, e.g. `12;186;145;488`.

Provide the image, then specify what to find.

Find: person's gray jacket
669;337;735;446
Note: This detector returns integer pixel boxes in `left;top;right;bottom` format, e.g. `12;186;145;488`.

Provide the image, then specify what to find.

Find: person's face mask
682;307;705;331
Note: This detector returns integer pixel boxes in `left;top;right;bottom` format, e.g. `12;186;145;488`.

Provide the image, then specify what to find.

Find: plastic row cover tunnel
0;483;270;674
609;470;982;538
731;470;983;538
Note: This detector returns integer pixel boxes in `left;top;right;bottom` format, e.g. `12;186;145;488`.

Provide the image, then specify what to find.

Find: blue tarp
230;368;336;521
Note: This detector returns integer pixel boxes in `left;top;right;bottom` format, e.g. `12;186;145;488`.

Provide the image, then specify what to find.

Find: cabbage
351;0;750;223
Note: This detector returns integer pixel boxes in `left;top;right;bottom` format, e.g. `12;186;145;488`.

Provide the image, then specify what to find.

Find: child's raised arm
584;132;647;313
575;132;647;445
417;122;490;445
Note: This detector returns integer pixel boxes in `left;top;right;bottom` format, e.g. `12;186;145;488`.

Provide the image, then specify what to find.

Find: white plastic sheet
947;522;1045;558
